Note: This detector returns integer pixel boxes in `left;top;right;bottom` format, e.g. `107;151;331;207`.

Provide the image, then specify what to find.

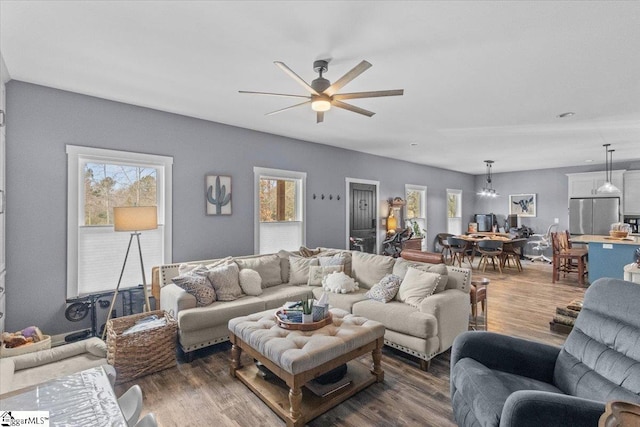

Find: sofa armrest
452;331;560;384
11;337;106;371
500;390;604;427
0;358;15;394
160;283;197;316
419;289;469;352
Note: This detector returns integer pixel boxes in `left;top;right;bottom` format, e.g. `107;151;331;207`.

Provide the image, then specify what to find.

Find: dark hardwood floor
116;259;587;426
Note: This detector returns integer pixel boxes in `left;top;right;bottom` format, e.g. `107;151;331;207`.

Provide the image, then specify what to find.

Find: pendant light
477;160;499;197
597;144;620;194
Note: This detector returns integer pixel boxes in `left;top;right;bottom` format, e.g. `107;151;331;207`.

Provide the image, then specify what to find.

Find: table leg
371;339;384;381
230;343;242;377
288;387;302;420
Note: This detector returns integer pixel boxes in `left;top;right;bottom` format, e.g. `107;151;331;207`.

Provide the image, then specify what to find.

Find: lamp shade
113;206;158;231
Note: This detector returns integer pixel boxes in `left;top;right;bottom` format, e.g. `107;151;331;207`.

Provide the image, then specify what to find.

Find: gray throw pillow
172;271;216;307
366;274;402;303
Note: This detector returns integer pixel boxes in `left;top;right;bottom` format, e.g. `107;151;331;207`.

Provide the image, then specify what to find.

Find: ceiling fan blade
317;111;324;123
332;100;375;117
265;100;311;116
324;60;372;96
333;89;404;100
239;90;311;100
274;61;319;95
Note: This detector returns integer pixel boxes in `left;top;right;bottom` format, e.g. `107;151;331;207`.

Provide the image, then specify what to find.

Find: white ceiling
1;1;639;174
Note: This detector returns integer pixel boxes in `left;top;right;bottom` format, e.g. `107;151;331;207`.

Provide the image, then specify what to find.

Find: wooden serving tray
275;310;333;331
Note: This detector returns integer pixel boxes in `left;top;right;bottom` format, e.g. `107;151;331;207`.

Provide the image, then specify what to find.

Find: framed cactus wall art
206;175;232;215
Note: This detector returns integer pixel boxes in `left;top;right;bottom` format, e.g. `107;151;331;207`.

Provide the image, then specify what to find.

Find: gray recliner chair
450;277;640;427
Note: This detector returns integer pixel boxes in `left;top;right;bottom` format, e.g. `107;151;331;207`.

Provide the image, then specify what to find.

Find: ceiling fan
239;60;404;123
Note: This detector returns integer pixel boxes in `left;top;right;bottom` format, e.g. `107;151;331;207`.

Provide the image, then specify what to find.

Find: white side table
623;263;640;284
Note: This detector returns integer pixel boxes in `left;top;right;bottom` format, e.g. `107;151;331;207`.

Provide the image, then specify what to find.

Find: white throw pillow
318;254;345;267
289;256;319;285
239;269;263;296
396;267;442;307
307;265;344;286
322;271;359;294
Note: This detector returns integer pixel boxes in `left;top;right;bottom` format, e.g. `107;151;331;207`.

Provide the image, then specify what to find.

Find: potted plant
301;299;314;323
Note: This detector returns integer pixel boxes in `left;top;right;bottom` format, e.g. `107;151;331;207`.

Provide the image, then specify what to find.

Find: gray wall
5;81;475;334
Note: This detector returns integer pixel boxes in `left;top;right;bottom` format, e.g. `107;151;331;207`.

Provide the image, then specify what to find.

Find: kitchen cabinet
624;171;640;215
567;170;624;198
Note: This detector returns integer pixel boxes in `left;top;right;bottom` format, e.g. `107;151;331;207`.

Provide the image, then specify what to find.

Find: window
67;146;173;297
405;184;427;237
254;167;306;254
447;189;462;235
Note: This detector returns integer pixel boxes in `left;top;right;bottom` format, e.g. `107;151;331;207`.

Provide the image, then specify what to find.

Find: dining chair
551;231;588;286
448;236;471;267
501;238;527;272
118;384;143;427
436;233;454;263
476;239;504;273
134;413;157;427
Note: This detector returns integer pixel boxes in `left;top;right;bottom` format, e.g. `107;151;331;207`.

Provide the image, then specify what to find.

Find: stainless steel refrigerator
569;197;620;235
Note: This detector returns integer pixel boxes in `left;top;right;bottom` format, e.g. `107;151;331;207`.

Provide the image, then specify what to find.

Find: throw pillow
318;254;345;267
322;271;359;294
289;256;319;285
396;267;442;308
366;274;402;303
299;246;321;257
239;269;263;296
172;272;216;307
351;251;395;289
206;262;243;301
307;265;344;286
319;250;353;276
392;259;449;293
277;250;297;283
205;256;234;270
235;254;282;287
178;263;205;275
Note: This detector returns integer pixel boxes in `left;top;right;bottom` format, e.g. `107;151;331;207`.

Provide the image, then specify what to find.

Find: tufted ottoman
228;308;385;427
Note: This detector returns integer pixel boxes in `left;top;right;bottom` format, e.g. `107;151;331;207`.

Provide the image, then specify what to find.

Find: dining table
454;233;523;269
0;366;126;426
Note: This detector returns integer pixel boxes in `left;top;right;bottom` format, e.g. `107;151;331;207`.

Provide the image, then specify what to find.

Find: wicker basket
106;310;177;384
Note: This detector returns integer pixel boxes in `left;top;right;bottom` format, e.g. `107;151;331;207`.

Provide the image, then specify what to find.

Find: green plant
207;176;231;214
301;299;313;315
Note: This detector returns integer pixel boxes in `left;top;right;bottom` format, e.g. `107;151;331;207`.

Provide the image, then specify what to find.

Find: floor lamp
102;206;158;339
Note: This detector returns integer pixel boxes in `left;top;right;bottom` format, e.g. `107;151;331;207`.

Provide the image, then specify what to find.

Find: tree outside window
259;178;297;222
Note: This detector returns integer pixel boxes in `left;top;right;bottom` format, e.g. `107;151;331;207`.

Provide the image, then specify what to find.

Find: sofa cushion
451;357;563;427
308;265;343;286
239;269;263;296
172;270;216;306
396;267;441;307
393;258;449;293
236;254;282;287
311;287;368;312
289;256;319;285
277;250;295;283
178;297;265;332
207;262;243;301
365;274;402;303
257;284;314;310
352;299;437;339
351;251;395;289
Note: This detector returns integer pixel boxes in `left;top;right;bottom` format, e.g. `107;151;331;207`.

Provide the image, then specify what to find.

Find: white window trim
66;145;173;297
253;167;306;254
404;184;427;221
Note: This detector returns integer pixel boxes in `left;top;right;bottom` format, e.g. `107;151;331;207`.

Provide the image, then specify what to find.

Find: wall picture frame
206;175;232;215
509;193;536;217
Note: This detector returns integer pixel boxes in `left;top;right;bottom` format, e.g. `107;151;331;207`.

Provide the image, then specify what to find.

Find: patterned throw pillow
172;271;216;307
318;254;345;267
366;274;402;303
239;269;263;296
299;246;322;257
206;262;243;301
307;265;344;286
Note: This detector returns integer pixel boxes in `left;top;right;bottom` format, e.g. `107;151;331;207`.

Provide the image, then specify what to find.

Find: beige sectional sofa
153;248;471;369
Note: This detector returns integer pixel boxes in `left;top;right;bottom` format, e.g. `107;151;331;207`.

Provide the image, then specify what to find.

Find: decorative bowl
610;230;629;239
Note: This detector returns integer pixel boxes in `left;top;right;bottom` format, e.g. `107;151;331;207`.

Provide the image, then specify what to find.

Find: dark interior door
350;183;376;253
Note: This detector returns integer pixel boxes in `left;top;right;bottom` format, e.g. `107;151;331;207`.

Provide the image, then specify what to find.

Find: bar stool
551;231;588;286
470;278;490;330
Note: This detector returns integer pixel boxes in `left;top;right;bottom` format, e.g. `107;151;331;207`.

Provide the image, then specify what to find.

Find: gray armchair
450;277;640;427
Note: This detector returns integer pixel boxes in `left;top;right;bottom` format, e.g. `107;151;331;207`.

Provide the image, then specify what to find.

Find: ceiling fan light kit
240;59;404;123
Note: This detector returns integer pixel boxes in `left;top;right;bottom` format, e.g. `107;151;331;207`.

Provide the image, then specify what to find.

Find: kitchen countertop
571;234;640;245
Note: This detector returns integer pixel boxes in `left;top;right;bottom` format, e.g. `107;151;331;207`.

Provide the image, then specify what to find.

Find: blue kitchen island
571;234;640;284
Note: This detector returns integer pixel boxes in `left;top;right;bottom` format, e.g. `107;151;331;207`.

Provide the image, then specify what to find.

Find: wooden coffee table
228;309;385;427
